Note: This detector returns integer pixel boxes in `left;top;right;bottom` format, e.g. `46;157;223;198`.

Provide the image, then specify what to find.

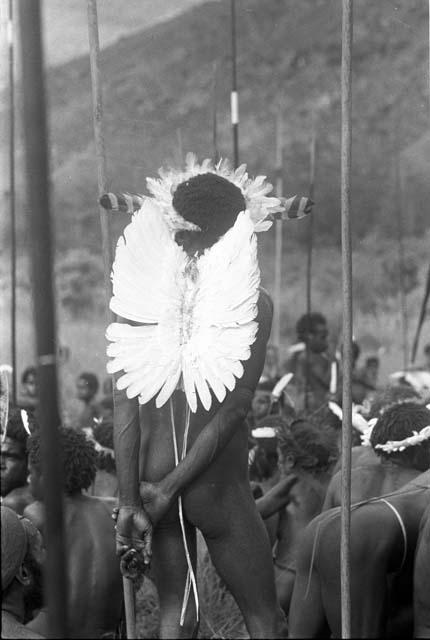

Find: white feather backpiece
106;199;260;412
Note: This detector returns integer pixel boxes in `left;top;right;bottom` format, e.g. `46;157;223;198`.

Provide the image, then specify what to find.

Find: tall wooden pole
212;61;219;163
395;155;409;369
87;0;112;314
18;2;68;637
304;111;317;409
8;0;17;404
340;1;353;637
411;262;430;363
87;4;135;636
230;0;239;168
273;107;283;350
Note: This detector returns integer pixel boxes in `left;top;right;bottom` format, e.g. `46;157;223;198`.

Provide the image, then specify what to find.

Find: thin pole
212;61;219;163
230;0;239;167
340;1;353;638
273;106;283;350
18;2;67;637
411;262;430;363
8;0;17;405
123;577;137;639
304;111;317;409
87;0;112;314
395;155;409;369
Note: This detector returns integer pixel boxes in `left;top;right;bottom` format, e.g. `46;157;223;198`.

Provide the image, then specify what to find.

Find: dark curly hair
172;173;246;255
370;402;430;471
27;427;97;494
368;385;421;420
277;418;337;472
295;312;327;341
2;407;37;448
77;372;99;395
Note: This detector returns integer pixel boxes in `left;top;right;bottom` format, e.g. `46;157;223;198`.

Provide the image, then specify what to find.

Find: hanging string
169;398;199;626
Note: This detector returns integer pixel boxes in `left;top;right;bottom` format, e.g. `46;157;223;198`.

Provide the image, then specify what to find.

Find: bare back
27;495;122;639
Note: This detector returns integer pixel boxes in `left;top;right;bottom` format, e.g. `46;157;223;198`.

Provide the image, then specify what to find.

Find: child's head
27;427;97;499
370;402;430;471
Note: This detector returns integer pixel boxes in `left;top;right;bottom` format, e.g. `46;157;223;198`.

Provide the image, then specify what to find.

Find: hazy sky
42;0;208;67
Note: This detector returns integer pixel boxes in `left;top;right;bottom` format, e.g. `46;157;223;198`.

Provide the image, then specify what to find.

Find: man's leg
151;515;197;639
184;482;286;639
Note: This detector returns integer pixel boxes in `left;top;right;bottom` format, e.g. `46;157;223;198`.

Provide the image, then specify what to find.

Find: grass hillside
1;0;429;408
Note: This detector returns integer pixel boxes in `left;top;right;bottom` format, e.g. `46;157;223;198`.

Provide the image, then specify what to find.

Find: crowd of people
1;316;429;638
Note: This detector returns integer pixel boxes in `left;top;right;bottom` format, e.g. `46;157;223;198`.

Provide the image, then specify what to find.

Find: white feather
106;209;260;411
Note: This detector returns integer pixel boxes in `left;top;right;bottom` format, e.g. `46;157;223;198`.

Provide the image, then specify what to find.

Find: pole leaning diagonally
18;1;68;636
340;1;354;637
87;3;136;637
87;0;113;316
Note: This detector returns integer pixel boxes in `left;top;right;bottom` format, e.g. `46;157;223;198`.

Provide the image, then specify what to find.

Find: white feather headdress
106;156;310;412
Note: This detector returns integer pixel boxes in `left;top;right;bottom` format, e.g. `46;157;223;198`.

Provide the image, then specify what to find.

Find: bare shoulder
23;501;44;531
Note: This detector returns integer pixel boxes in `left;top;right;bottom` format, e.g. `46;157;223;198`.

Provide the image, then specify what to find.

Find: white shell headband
328;401;430;452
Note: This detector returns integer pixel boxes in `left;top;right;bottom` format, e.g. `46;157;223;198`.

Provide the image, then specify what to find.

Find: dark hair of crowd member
78;372;99;395
2;408;37;447
370;402;430;471
28;427;97;494
295;312;327;341
277;417;337;472
368;384;421;420
21;367;37;384
172;173;246;256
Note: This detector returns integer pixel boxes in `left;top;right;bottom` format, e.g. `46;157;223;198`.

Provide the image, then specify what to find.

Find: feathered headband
100;153;313;233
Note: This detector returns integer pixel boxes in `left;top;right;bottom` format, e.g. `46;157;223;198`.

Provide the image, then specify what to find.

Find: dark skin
323;457;423;511
24;467;122;640
1;437;33;514
288;471;430;638
414;505;430;638
114;289;287;639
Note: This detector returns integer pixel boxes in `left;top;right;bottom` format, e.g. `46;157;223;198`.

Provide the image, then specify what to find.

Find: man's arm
255;475;298;520
141;289;273;520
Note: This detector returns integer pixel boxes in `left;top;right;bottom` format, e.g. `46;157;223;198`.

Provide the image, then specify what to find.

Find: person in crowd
260;344;281;386
1;409;34;514
98;396;114;423
83;419;118;499
110;165;297;638
256;417;335;615
75;372;100;429
288;471;430;638
323;402;430;510
414;505;430;638
283;312;331;411
358;355;380;390
18;368;38;414
424;343;430;372
1;506;45;639
24;427;122;639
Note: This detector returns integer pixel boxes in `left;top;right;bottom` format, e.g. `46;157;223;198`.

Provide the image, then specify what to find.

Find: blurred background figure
1;409;34;515
259;344;281;386
1;506;45;639
18;367;39;414
74;372;100;429
283;312;331;411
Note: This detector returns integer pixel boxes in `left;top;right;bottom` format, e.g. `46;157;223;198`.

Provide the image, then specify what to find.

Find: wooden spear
8;0;17;404
212;61;219;163
87;3;136;637
411;262;430;364
230;0;239;168
272;106;284;351
18;1;68;636
395;154;409;369
340;1;354;637
304;110;317;409
87;0;112;314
